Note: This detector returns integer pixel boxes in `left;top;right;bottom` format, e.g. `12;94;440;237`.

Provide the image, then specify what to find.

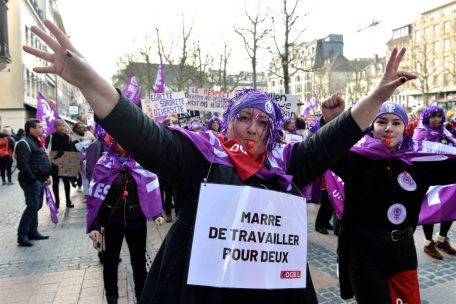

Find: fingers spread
30;25;60;52
44;20;75;50
23;46;54;62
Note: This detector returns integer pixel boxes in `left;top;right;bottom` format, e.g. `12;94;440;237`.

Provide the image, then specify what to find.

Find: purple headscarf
413;105;456;145
421;105;445;128
188;119;205;132
206;115;223;131
221;88;284;152
367;101;413;151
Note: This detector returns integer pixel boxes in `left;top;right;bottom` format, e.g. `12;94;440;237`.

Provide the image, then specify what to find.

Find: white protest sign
285;133;303;143
188;183;307;289
186;88;231;113
422;141;456;155
146;91;187;117
267;93;298;118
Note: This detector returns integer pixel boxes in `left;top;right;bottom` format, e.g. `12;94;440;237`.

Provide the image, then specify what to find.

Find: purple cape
86;154;162;232
168;126;296;191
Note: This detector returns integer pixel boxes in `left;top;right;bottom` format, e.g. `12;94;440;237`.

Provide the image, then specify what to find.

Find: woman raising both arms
24;20;415;304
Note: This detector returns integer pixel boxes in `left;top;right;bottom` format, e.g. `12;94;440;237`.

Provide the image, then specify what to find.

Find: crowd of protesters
10;18;456;304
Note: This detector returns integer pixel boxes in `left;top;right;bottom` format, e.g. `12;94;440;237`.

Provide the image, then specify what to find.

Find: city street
0;172;455;303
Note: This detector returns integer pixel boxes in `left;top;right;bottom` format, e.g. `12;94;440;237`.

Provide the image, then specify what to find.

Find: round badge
387;203;407;225
397;172;417;192
264;100;274;114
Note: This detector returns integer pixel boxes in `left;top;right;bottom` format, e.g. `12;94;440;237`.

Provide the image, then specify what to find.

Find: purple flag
45;185;59;224
153;64;167;122
302;101;311;119
309;96;318;109
36;92;60;137
153;63;165;93
419;185;456;225
122;74;142;107
324;170;345;219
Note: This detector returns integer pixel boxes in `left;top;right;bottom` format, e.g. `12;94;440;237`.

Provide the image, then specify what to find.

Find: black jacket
16;134;52;183
333;150;456;299
98;95;363;304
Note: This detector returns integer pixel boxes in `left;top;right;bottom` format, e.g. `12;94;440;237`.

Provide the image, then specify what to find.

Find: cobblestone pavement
0;175;455;303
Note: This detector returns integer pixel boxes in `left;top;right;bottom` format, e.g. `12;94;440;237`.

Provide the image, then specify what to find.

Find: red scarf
31;134;47;155
219;135;266;181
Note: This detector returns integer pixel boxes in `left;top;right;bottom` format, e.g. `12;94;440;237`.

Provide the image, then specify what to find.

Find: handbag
93;227;106;252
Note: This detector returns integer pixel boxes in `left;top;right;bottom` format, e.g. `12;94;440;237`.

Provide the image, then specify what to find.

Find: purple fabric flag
302;101;311;119
153;63;165;93
324;170;345;219
309;96;318;109
153;63;166;122
419;185;456;225
122;74;142;107
45;184;59;224
37;92;60;137
301;176;322;204
86;154;163;232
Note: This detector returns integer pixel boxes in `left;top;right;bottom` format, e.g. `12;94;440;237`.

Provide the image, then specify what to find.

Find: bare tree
190;41;213;88
235;6;271;89
411;39;443;106
269;0;306;94
159;14;194;91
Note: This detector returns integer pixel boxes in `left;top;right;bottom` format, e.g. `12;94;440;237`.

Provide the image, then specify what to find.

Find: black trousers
348;229;417;304
0;157;13;183
52;174;71;206
159;178;175;215
103;224;147;299
315;189;334;226
423;221;453;240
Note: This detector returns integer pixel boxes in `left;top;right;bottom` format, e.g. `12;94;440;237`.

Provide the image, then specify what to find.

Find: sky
56;0;451;82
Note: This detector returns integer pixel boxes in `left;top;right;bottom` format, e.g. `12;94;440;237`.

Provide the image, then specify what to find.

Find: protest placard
188;184;307;289
266;93;298;118
144;92;187;118
186;88;231;114
49;151;82;177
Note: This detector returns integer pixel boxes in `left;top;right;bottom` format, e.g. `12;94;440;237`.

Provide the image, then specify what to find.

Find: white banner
285;133;303;143
422;140;456;155
187;183;308;289
186;88;231;113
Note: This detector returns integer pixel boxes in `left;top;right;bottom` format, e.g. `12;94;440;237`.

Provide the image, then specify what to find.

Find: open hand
22;20;99;89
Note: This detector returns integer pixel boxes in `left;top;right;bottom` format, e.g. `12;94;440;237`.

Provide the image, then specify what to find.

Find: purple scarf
86;154;163;232
326;134;456;224
168;126;295;191
413;126;456;146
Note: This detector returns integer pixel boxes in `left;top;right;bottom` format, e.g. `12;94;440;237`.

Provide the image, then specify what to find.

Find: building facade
387;1;456;109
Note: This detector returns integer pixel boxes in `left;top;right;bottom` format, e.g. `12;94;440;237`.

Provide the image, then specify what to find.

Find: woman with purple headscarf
413;105;456;260
206;115;223;133
332;102;456;303
25;21;415;304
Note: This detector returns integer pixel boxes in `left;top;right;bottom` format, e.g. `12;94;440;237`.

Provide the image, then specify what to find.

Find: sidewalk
0;176;455;303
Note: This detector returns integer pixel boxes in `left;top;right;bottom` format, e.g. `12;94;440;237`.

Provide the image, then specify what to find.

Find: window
434;41;440;53
434;24;440;34
444;73;449;84
415;31;421;42
445;21;451;33
445;39;451;52
433;75;439;85
296;76;301;82
424;27;431;38
434;58;440;70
